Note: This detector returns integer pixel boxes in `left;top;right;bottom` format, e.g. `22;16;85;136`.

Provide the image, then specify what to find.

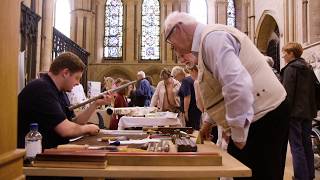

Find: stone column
40;0;54;71
165;0;173;64
216;0;227;25
247;0;255;41
180;0;188;12
160;0;166;64
135;0;142;61
124;0;135;63
309;0;320;43
241;0;249;34
288;0;296;42
207;0;217;24
94;0;105;63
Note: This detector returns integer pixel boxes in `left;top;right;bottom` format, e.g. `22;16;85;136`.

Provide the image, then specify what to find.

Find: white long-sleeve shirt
192;24;254;142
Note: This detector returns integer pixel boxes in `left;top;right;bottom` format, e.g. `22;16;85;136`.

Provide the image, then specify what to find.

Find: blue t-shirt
178;76;202;130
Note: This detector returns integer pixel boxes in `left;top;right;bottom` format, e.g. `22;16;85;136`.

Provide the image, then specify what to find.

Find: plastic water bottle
25;123;42;161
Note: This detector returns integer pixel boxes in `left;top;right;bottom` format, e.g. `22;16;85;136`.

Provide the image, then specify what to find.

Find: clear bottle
25;123;42;161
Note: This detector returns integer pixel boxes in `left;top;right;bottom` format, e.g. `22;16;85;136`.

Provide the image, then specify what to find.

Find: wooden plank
107;153;222;166
33;160;107;169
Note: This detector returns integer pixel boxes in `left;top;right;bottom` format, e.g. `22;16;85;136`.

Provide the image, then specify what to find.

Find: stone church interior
1;0;320;179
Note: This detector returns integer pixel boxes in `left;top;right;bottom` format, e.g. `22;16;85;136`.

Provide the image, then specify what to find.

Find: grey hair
171;66;185;77
164;12;197;39
137;71;146;78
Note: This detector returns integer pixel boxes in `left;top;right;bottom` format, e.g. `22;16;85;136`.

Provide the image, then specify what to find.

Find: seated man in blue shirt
18;52;112;149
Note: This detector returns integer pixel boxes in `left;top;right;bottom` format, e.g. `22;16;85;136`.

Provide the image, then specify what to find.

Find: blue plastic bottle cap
30;123;38;131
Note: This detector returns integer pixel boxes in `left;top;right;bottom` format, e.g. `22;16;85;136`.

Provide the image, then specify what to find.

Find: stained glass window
227;0;236;27
104;0;123;58
189;0;207;24
141;0;160;60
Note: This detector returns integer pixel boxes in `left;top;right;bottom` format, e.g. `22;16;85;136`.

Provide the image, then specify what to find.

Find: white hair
137;71;145;78
171;66;185;77
164;11;197;39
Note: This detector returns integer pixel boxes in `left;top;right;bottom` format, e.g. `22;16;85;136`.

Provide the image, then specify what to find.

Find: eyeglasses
166;25;177;45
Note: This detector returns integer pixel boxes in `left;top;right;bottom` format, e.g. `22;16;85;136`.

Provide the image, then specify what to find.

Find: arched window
227;0;236;27
55;0;71;37
104;0;123;59
189;0;207;24
141;0;160;60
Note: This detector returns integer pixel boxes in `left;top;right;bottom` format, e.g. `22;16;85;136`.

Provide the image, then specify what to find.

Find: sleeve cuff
230;120;250;142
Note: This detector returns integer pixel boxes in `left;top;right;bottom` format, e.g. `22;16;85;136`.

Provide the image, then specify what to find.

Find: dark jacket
280;58;318;119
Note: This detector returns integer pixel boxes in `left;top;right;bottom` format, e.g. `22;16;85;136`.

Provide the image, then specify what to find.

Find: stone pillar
94;0;105;63
40;0;54;71
160;0;166;64
124;0;135;62
180;0;188;12
207;0;216;24
241;0;249;34
165;0;173;64
309;0;320;43
135;0;142;61
216;0;227;25
247;0;255;41
70;0;95;62
288;0;296;42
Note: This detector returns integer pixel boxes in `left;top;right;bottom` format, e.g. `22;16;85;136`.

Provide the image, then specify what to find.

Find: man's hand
199;122;213;143
84;124;100;136
95;93;112;106
223;129;246;150
184;112;189;122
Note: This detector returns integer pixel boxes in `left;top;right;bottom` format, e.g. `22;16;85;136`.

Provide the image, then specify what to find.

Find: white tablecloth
118;116;182;130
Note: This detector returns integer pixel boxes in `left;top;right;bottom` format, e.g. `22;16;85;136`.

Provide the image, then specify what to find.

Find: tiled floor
284;145;320;180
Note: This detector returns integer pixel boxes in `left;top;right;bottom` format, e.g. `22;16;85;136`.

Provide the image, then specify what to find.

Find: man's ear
61;68;70;78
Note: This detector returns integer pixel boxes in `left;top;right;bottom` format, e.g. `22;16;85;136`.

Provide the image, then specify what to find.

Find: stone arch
256;11;281;71
98;66;135;83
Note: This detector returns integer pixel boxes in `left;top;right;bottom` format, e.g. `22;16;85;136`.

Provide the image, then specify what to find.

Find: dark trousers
289;118;314;180
227;100;289;180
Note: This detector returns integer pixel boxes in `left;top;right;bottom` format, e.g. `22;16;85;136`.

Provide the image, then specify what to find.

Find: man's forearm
74;102;98;124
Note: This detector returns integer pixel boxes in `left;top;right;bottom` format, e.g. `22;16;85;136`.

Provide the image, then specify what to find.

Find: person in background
109;80;129;130
280;42;317;180
18;52;112;149
164;12;289;179
150;68;181;112
146;75;156;96
66;84;87;108
102;76;114;92
266;56;281;80
187;63;218;143
171;65;201;130
135;71;152;107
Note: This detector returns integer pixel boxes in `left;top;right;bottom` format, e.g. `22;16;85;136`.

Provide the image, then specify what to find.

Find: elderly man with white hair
164;12;289;180
134;70;152;107
171;66;201;130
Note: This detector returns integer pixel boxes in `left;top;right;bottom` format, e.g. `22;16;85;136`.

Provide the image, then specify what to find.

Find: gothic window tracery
141;0;160;60
104;0;123;58
227;0;236;27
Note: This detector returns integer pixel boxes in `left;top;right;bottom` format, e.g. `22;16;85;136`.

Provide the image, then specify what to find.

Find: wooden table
23;133;251;179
